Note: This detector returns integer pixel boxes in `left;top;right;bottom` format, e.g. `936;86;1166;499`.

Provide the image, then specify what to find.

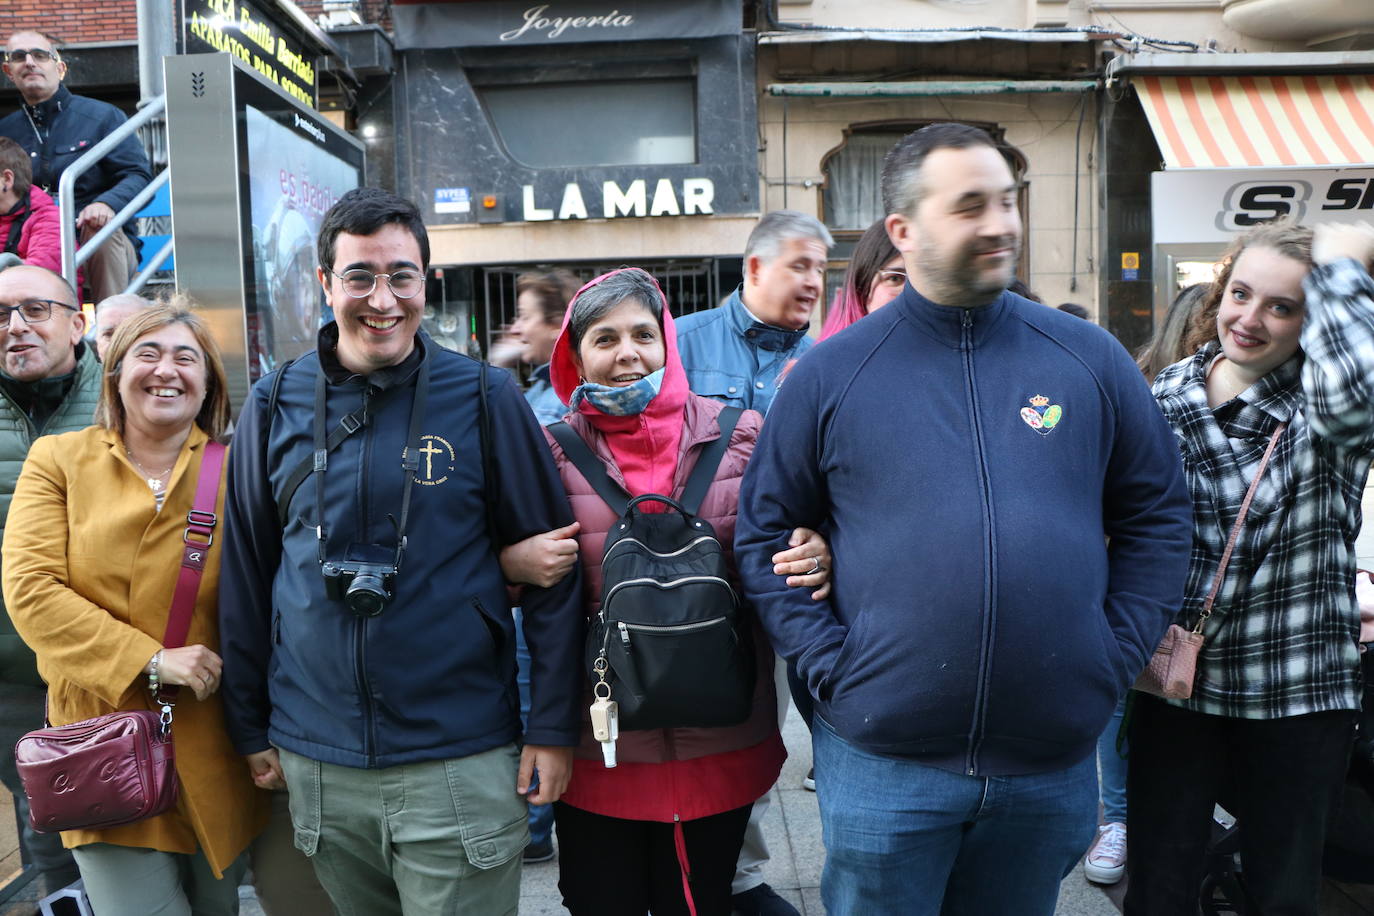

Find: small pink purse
1134;423;1285;700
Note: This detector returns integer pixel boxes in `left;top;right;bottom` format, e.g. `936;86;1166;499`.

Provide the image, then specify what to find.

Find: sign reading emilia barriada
179;0;319;106
390;0;740;49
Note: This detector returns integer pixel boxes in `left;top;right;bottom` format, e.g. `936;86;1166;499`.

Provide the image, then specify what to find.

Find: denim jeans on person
812;716;1097;916
1096;695;1129;824
1125;693;1356;916
514;607;554;847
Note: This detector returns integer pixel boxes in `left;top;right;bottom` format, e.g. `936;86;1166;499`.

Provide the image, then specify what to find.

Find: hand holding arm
498;521;581;588
772;527;833;600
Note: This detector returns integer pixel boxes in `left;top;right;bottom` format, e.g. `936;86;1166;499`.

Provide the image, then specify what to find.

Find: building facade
4;0;1373;350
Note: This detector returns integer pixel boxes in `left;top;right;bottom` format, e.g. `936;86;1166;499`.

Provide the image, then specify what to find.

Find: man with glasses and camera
0;264;99;898
219;188;584;915
0;30;152;302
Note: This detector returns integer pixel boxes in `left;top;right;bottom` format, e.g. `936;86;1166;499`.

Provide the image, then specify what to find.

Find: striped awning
1135;74;1374;169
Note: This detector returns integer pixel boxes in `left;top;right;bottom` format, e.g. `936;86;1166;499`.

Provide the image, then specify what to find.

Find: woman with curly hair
1126;221;1374;914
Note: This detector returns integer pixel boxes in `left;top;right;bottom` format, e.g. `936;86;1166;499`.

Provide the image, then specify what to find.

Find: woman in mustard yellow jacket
3;301;268;915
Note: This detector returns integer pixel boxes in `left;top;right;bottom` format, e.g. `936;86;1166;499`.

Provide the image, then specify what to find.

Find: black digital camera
322;555;398;617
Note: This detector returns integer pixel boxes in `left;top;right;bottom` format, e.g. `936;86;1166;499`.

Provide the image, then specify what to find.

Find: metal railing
58;94;173;296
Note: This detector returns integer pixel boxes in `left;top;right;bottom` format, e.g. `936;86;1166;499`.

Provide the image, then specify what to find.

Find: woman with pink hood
500;267;829;915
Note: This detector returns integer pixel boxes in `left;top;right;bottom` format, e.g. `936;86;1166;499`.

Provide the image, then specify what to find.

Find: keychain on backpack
590;656;618;768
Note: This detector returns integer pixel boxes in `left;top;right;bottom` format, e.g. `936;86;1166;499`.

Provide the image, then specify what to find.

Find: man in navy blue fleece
0;31;152;301
219;188;583;915
735;124;1192;914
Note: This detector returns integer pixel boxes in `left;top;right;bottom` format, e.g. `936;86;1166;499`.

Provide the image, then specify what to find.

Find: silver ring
808;557;823;575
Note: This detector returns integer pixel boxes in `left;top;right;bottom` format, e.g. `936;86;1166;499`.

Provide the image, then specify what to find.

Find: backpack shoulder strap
272;355;375;527
548;420;629;516
679;406;742;516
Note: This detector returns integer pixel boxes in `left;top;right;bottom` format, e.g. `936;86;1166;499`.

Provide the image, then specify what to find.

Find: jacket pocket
685;368;749;408
470;597;507;656
821;614;869;703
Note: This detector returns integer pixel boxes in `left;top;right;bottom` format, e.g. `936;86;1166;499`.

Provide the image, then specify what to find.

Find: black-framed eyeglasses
0;299;77;324
5;48;59;64
330;268;424;299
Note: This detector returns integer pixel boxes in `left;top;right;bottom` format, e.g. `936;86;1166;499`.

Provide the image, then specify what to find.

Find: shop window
480;80;697;169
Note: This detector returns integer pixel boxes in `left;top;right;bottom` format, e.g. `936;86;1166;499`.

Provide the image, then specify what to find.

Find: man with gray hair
92;291;152;361
675;209;831;416
674;209;831;916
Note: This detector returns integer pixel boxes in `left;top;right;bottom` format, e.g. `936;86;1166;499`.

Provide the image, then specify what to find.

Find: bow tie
743;322;807;352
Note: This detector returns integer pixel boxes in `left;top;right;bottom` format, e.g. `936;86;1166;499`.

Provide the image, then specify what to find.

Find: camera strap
311;345;431;568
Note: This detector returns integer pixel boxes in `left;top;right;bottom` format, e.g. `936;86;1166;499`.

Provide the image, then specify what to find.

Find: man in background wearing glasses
0;264;99;899
219;188;584;914
0;31;152;302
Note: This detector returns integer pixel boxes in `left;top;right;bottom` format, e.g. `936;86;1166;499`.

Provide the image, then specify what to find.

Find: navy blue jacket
0;85;152;248
219;328;583;768
736;288;1192;776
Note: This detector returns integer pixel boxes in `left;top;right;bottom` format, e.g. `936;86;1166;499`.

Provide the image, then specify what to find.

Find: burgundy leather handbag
15;441;226;833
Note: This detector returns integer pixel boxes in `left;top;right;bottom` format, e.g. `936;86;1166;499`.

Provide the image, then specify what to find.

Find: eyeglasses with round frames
0;298;77;324
5;49;59;64
330;268;424;299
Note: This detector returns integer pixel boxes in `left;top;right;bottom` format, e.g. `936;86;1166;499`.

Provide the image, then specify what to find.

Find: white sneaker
1083;822;1127;884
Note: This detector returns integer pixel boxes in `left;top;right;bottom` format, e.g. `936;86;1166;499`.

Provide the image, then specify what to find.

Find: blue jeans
1096;695;1129;824
812;716;1097;916
514;607;554;846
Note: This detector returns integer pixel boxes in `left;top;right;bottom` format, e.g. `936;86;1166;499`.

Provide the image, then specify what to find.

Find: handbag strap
154;440;226;710
1195;421;1287;632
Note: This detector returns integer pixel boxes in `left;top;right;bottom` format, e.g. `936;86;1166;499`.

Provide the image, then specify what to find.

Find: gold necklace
126;448;172;494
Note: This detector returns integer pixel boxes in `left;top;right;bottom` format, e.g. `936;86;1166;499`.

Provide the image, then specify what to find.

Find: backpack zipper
617;617;727;648
603;535;719;561
603;575;737;607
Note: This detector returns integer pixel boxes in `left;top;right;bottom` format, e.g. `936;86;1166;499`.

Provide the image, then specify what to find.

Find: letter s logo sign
1215;181;1310;232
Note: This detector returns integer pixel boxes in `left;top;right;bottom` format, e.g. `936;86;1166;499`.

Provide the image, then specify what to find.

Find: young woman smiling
1125;221;1374;915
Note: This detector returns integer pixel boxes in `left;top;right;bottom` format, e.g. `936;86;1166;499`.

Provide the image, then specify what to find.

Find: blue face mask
571;367;666;416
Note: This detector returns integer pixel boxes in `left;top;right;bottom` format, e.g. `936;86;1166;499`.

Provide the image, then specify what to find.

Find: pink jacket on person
0;188;62;274
546;269;785;823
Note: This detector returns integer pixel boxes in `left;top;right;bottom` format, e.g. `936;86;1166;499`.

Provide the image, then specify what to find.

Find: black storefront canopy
392;0;739;50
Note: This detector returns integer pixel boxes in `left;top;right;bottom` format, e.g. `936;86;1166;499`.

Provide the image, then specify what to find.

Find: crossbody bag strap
678;406;743;516
1195;421;1288;632
152;439;227;711
548;421;630;516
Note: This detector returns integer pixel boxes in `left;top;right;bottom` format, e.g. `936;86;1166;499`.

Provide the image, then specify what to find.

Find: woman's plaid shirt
1152;259;1374;719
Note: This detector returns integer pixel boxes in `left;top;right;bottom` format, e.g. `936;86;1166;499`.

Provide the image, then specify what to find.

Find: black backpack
548;408;754;731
